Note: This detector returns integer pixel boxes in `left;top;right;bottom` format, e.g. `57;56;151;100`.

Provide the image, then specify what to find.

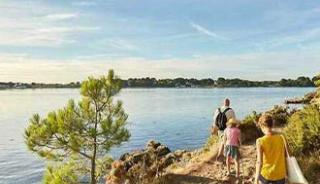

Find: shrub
266;105;294;126
312;89;320;105
239;111;263;144
43;162;78;184
298;156;320;184
312;74;320;87
242;111;261;125
285;105;320;156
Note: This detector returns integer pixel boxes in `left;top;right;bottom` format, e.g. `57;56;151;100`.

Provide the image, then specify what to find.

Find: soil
164;145;257;184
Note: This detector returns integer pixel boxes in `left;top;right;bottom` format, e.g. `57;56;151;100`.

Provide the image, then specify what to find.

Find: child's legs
226;156;231;173
234;158;240;177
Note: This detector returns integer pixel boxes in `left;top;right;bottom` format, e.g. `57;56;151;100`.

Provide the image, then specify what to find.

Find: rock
162;153;176;167
146;140;161;150
108;140;176;183
173;149;187;158
156;145;171;157
131;151;147;163
183;152;192;159
285;91;316;104
119;153;130;161
123;160;134;171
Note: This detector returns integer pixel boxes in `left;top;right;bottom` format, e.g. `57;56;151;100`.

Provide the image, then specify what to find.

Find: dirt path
164;145;257;184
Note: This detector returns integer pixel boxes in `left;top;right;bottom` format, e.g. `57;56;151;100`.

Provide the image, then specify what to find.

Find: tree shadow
164;174;216;184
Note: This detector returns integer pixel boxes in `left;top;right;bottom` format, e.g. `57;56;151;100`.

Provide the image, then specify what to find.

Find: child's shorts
224;145;240;160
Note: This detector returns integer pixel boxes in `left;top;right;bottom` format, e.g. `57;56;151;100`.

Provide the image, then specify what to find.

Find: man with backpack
211;98;236;161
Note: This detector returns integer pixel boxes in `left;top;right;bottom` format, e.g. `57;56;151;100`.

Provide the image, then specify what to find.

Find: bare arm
254;139;263;184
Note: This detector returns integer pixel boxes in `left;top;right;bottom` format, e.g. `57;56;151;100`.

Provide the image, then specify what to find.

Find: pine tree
25;70;130;184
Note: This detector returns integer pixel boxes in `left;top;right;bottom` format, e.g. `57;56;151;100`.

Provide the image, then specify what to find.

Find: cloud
0;1;98;47
0;51;319;83
71;0;114;7
72;1;98;7
190;22;228;41
44;13;79;21
0;26;100;47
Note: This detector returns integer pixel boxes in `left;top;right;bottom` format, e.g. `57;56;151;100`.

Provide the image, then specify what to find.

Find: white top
212;105;236;128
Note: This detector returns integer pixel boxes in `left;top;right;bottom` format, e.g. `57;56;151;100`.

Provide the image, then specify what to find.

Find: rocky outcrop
106;140;189;184
285;91;316;104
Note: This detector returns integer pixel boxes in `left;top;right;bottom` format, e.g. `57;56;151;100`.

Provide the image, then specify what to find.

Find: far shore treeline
0;76;317;89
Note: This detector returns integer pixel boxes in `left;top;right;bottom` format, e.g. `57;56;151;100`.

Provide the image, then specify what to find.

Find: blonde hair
227;118;240;128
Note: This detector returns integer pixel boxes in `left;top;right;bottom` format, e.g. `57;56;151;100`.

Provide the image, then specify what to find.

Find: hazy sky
0;0;319;82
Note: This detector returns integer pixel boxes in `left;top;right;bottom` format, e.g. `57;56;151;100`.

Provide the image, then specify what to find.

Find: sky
0;0;319;82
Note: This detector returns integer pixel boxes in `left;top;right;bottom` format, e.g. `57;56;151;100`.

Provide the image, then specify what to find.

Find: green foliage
312;74;320;87
298;156;320;184
0;75;316;89
315;80;320;87
265;105;293;126
239;111;263;143
285;105;320;156
242;111;261;125
123;76;315;88
95;156;114;179
43;162;78;184
24;70;130;184
312;74;320;82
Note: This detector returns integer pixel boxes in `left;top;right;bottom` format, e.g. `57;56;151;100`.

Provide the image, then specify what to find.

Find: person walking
223;118;241;177
254;114;288;184
211;98;236;160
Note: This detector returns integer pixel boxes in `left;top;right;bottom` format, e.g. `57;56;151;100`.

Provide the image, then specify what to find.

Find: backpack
215;107;231;130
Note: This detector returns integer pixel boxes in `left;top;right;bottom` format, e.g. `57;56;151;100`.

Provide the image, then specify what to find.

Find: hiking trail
165;144;257;184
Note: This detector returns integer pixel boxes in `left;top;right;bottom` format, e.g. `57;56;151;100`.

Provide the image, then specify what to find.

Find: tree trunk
91;120;97;184
91;101;99;184
91;148;97;184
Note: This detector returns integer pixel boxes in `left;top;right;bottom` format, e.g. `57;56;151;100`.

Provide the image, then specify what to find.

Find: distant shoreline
0;76;316;90
0;86;317;90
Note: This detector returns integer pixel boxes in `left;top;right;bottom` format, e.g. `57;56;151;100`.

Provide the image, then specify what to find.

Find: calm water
0;88;314;184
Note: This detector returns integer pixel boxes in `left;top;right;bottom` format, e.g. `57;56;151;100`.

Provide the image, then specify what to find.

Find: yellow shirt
258;134;286;180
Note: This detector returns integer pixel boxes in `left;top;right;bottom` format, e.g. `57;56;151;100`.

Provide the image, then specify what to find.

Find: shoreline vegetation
1;76;317;90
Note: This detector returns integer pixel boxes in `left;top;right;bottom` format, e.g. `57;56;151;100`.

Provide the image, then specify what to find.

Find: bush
298;156;320;184
43;163;78;184
312;74;320;87
285;105;320;156
311;89;320;105
239;111;263;144
266;105;294;126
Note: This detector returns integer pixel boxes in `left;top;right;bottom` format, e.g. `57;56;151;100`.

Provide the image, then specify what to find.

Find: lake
0;88;314;184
